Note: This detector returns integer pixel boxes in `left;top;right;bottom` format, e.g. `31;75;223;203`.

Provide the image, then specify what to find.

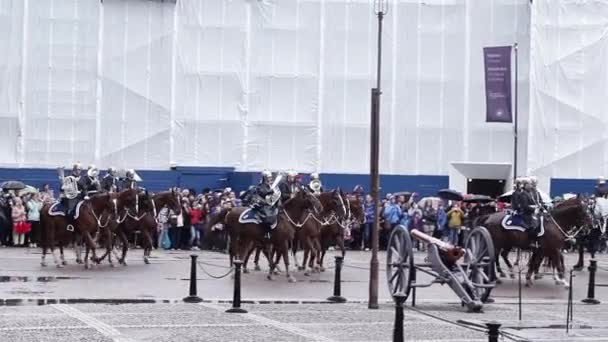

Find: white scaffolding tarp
528;0;608;183
0;0;530;174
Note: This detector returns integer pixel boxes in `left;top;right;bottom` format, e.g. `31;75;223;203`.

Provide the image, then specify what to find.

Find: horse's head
169;188;183;215
553;196;593;229
298;187;323;214
115;188;139;215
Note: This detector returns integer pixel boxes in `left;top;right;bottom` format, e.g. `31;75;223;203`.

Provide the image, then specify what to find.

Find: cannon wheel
463;226;496;303
386;225;414;301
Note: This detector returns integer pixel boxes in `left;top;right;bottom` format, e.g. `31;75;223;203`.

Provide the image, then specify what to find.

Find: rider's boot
528;228;539;249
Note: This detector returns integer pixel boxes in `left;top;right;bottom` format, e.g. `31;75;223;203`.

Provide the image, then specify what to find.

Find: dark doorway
467;179;505;198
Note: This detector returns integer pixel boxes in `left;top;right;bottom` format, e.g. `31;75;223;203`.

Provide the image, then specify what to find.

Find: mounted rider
510;178;523;214
120;169;138;191
58;163;83;219
528;176;545;209
79;165;101;200
521;178;540;245
100;167;119;193
308;172;324;195
595;176;608;199
250;170;281;238
279;170;299;202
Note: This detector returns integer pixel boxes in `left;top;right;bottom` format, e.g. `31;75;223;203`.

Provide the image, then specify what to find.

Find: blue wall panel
550;178;596;197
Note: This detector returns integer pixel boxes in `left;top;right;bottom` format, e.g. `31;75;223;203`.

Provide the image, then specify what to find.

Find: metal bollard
486;322;501;342
226;260;247;313
582;259;601;304
392;293;407;342
327;256;347;303
183;254;203;303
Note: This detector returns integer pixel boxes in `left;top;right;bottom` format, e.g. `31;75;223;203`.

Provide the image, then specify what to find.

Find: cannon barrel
410;229;465;264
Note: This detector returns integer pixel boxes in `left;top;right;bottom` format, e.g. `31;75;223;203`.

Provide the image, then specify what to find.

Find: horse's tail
208;208;230;228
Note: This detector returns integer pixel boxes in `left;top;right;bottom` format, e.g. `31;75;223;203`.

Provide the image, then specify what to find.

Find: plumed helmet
72;162;82;175
126;169;135;179
287;169;298;178
520;177;531;184
310;172;319;180
598;176;606;185
87;165;99;178
529;176;538;185
261;170;272;179
107;166;116;175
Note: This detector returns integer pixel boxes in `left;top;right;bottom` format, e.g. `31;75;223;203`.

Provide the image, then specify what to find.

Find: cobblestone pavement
2;248;608;341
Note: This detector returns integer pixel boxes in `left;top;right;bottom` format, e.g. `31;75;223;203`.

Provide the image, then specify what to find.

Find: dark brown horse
39;189;137;269
293;189;347;275
318;195;364;271
111;189;182;265
217;188;321;281
478;197;591;287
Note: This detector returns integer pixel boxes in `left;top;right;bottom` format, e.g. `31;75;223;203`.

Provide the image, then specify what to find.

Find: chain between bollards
226;259;247;313
486;322;501;342
327;256;347;303
183;254;203;303
582;259;600;304
392;292;407;342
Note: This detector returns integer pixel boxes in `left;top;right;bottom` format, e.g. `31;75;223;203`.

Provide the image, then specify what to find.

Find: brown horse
39;189;137;269
111;189;182;265
293;189;348;275
478;197;591;287
219;188;321;281
318;195;364;271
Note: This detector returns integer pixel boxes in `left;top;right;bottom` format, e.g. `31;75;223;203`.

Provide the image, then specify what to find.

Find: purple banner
483;46;512;123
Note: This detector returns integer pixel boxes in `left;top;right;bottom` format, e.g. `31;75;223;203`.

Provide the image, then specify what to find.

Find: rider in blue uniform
595;176;608;199
250;170;279;238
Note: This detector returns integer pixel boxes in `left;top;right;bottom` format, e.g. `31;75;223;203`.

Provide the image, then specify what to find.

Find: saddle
48;200;85;220
501;214;545;237
239;207;278;230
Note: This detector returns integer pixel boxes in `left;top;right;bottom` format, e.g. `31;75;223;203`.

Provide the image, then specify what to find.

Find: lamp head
374;0;388;15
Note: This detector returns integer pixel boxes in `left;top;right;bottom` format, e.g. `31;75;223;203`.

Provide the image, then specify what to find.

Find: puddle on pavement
0;276;89;283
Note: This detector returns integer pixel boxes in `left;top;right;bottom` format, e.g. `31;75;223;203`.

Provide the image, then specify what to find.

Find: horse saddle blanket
501;214;545;237
239;208;277;229
48;200;85;219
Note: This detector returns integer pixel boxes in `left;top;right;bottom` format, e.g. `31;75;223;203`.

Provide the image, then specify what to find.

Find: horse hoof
509;274;515;279
144;258;150;265
267;274;274;281
76;259;83;265
499;272;506;278
109;263;115;268
61;261;68;266
273;270;279;276
525;279;533;287
243;268;250;274
56;264;64;269
288;276;297;283
84;264;91;270
320;267;326;272
573;265;583;271
304;272;310;277
254;265;261;272
534;274;543;280
41;262;47;267
297;266;305;271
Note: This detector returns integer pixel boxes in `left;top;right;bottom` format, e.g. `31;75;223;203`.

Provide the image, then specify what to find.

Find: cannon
386;226;496;312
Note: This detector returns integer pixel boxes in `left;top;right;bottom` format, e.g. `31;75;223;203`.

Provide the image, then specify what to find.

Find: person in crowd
189;201;202;250
408;202;422;220
363;194;374;251
435;203;447;239
40;184;54;203
383;196;402;229
180;197;191;249
157;205;171;250
11;197;29;247
26;193;42;248
422;201;436;240
169;206;182;250
446;203;464;246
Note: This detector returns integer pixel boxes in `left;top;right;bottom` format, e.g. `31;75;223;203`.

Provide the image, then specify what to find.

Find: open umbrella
391;191;413;202
463;194;494;204
417;196;442;209
1;180;26;191
117;169;143;182
437;189;464;202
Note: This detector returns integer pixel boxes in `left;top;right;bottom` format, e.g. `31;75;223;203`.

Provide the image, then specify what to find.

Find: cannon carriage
386;225;497;312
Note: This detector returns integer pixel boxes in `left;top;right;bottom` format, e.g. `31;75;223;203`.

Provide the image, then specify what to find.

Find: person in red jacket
189;204;203;250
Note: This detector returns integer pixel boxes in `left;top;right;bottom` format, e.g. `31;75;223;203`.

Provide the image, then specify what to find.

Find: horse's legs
574;241;584;270
242;241;255;273
525;250;543;287
81;230;99;268
59;245;67;266
262;242;275;281
501;249;515;279
254;246;262;271
550;250;568;287
116;229;129;266
304;237;316;276
74;234;83;264
142;230;154;264
302;247;309;273
281;241;295;283
291;238;301;270
313;238;322;272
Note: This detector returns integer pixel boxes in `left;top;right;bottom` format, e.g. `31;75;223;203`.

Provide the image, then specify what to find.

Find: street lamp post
369;0;388;310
